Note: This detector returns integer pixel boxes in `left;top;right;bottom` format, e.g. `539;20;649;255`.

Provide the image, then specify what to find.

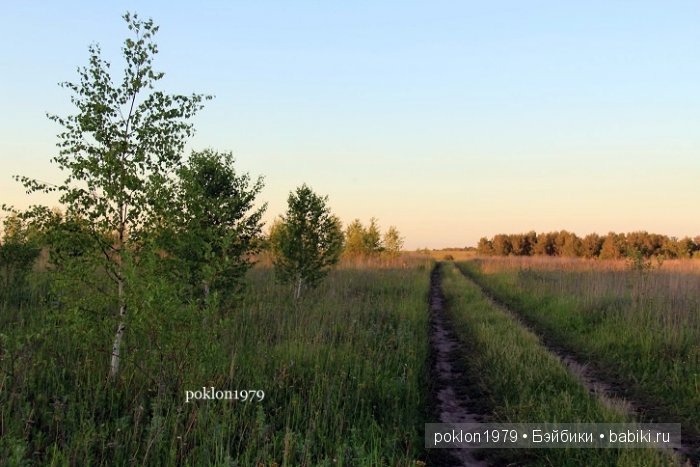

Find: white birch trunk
203;279;210;303
110;277;126;380
110;211;127;381
295;277;303;300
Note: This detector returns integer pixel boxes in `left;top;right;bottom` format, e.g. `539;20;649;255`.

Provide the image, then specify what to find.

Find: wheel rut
428;264;487;467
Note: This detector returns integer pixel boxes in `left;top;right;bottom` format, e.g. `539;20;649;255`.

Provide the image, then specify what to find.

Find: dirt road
428;264;487;467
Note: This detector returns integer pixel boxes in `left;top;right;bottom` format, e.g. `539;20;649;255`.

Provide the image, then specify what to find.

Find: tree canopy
270;184;344;299
477;230;700;260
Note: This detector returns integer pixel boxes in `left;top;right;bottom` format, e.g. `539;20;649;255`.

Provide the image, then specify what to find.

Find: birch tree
343;219;367;257
382;226;404;256
270;185;343;299
364;217;382;254
16;12;210;380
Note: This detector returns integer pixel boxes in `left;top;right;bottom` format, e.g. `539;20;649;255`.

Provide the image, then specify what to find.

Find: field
454;257;700;464
0;258;433;466
438;262;676;466
2;254;698;466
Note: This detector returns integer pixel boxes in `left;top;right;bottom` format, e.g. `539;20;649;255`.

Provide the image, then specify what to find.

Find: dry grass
425;249;476;261
473;255;700;273
471;256;700;332
459;257;700;452
254;250;433;270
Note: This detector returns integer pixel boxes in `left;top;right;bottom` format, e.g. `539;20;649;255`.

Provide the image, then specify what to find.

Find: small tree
364;217;382;254
170;149;266;304
554;230;582;257
270;184;344;299
344;219;366;256
382;226;404;256
600;232;626;260
14;13;210;380
510;234;528;256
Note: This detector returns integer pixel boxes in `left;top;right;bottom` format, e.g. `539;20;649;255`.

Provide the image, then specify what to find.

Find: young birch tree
382;226;404;256
15;13;210;380
270;185;344;299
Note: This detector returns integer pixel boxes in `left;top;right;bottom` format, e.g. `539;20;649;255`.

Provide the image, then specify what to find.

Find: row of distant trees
477;231;700;259
342;218;404;256
266;210;404;299
265;216;404;260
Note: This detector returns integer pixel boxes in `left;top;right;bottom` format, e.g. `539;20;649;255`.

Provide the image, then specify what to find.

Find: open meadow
3;253;698;465
455;257;700;464
438;261;678;466
0;257;433;465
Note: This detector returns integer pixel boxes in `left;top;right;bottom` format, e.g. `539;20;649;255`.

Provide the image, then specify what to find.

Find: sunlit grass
441;262;676;466
458;258;700;458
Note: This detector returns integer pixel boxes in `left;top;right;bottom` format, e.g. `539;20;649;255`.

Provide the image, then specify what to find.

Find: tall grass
0;259;432;465
458;257;700;456
440;262;676;466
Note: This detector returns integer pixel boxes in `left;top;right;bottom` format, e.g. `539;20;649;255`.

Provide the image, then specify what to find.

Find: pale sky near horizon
1;1;699;249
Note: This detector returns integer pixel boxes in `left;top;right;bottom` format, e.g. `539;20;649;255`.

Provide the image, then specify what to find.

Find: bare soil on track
427;264;488;467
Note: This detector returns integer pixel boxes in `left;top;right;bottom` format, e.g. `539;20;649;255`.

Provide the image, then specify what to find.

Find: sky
1;1;699;249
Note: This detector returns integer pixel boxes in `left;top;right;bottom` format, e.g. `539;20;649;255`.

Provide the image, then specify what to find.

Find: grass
0;259;432;466
457;257;700;459
3;252;690;465
439;261;676;466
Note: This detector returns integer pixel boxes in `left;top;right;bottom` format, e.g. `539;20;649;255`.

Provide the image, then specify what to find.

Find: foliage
599;232;627;260
626;246;653;271
491;233;512;256
477;230;699;260
11;12;211;379
270;184;344;299
364;217;382;254
581;233;603;258
343;219;367;256
1;9;431;467
533;232;556;256
0;215;40;304
382;225;404;256
476;237;493;255
554;230;582;257
343;218;404;257
17;12;210;245
165;149;266;304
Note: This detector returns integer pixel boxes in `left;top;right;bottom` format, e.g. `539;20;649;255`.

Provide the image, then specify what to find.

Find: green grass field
0;261;432;466
439;262;675;466
456;258;700;462
1;257;696;465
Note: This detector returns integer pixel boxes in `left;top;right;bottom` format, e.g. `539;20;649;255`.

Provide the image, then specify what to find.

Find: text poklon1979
185;387;265;403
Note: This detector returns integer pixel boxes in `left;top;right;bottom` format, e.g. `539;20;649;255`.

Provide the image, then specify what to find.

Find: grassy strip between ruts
439;262;676;466
455;259;700;460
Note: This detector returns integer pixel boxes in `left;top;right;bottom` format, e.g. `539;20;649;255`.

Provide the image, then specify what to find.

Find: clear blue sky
1;1;699;248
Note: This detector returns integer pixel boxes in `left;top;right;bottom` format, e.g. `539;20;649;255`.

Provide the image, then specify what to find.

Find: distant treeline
476;231;700;259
